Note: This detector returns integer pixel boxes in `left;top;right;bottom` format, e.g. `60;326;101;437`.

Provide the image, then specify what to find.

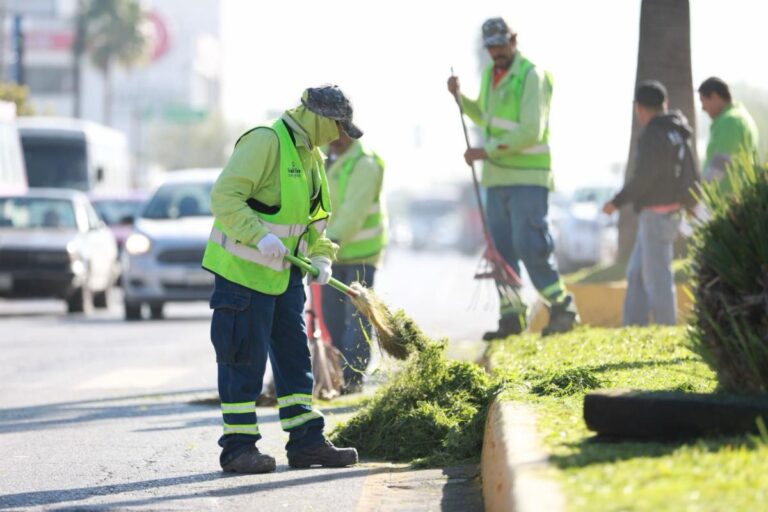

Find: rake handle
284;253;360;298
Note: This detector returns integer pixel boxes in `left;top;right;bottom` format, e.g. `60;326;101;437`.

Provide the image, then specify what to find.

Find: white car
121;169;219;320
553;186;618;273
0;189;118;313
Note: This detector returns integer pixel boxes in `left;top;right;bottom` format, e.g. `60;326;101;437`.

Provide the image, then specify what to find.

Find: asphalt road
0;247;490;511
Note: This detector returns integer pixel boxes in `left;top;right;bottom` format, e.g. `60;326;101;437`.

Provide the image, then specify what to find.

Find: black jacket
612;110;694;211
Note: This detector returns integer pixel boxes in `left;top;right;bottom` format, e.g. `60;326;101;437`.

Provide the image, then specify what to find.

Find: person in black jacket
602;80;691;325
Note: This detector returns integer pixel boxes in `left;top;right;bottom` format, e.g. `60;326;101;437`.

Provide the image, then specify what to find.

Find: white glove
256;233;287;259
310;256;332;285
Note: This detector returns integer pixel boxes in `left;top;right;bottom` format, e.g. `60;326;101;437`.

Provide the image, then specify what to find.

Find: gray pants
623;210;679;326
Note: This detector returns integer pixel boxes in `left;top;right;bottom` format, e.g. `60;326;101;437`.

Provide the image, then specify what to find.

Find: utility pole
10;12;22;85
0;0;6;82
72;0;85;117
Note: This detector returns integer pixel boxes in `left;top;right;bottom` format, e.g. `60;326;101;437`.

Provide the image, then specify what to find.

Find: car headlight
125;233;152;255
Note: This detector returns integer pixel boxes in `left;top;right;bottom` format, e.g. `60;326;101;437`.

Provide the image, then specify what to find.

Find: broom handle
450;67;493;243
284;253;360;298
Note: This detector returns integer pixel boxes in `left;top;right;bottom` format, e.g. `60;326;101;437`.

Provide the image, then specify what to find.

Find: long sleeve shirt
326;141;385;266
460;53;553;189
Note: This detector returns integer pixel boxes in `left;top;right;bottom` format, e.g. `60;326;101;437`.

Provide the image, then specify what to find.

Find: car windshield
22;137;89;191
142;182;213;220
0;196;78;229
92;199;144;225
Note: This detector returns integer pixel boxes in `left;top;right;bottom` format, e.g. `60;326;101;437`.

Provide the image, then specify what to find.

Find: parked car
90;191;149;254
553;186;618;273
121;169;218;320
0;189;118;313
406;184;483;254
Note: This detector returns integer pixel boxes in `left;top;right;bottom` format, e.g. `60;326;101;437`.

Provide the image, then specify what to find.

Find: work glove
310;256;332;285
257;233;287;259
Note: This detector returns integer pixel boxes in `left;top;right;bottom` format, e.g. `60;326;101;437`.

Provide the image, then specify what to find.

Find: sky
219;0;768;194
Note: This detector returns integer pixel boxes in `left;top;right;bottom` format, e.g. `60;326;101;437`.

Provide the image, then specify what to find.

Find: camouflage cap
482;17;515;47
301;85;363;139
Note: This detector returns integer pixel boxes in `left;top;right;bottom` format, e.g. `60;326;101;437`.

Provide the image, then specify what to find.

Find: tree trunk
618;0;697;260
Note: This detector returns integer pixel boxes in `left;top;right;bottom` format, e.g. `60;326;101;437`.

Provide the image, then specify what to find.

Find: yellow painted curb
529;282;694;332
481;400;564;512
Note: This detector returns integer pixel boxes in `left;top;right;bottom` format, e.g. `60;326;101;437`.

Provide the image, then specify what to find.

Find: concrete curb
481;399;565;512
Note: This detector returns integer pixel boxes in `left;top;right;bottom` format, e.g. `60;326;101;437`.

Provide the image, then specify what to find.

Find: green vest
202;119;331;295
480;56;552;171
335;148;387;262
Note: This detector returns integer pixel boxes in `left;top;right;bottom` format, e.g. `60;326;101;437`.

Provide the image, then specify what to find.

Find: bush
688;160;768;392
0;82;34;115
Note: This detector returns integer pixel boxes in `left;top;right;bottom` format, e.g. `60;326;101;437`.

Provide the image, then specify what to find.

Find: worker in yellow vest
447;17;579;338
202;86;360;473
322;130;387;394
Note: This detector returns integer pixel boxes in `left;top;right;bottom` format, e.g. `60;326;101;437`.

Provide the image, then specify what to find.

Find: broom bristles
349;282;411;360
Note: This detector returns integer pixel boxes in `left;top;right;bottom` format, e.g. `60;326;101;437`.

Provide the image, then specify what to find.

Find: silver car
0;188;118;313
121;169;219;320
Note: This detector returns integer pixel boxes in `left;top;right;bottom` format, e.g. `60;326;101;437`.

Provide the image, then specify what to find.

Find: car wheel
124;300;142;321
93;288;111;309
67;286;94;314
149;303;164;320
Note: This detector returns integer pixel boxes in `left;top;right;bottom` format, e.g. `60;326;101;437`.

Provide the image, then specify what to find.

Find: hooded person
603;80;697;327
202;85;362;474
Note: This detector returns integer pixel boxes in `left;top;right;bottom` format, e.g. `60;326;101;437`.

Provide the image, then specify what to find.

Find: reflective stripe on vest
480;57;552;171
208;227;309;272
202;119;331;295
351;225;384;243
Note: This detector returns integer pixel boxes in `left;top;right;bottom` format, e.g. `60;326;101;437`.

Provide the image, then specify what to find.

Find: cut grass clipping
330;310;503;466
348;282;412;360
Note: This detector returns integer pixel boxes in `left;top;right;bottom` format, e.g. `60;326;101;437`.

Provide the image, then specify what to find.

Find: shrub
688;159;768;392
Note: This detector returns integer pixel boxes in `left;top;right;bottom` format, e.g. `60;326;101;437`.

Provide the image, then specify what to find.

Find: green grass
565;260;690;285
487;326;768;512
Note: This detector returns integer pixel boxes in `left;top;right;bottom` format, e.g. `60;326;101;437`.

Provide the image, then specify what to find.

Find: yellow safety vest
202;119;331;295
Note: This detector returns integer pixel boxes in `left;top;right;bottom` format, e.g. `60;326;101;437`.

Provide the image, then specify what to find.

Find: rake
449;68;524;304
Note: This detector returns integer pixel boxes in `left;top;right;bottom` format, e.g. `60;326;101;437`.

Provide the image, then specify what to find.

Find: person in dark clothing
602;80;693;325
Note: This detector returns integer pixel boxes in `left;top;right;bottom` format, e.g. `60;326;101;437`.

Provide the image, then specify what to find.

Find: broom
449;68;524;304
285;254;410;360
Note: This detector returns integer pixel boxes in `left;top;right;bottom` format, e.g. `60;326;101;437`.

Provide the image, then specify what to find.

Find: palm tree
77;0;147;126
618;0;697;259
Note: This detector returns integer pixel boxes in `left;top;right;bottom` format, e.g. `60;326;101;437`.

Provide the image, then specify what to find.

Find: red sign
146;10;170;62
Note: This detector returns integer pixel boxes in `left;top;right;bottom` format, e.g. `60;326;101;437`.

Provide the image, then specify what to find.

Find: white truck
17;117;131;193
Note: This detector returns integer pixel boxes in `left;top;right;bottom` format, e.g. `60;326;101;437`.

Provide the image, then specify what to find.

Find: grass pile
330;310;503;466
487;326;768;511
688;161;768;392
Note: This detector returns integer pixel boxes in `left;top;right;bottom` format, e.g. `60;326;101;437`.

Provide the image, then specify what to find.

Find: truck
17;117;131;193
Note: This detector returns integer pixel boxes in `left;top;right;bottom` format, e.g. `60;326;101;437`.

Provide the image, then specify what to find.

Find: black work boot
220;446;276;474
542;296;579;337
288;439;358;469
482;314;526;341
